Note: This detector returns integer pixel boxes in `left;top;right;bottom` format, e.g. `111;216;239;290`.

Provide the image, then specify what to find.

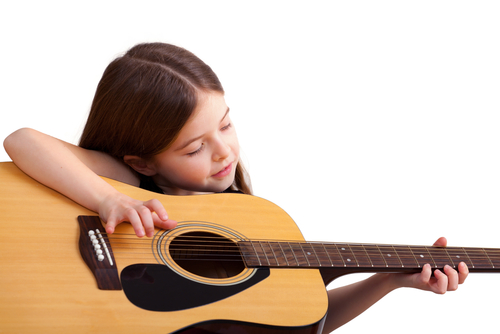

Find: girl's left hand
393;237;469;294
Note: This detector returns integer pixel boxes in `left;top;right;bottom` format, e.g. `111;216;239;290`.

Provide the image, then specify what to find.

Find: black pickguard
121;263;270;311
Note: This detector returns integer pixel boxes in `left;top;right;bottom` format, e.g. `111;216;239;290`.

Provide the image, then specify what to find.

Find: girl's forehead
190;91;228;125
172;91;229;148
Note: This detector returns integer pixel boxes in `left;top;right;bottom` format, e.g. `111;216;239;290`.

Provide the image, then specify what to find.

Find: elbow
3;127;36;160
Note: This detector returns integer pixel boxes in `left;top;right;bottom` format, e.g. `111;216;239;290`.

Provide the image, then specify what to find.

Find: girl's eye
221;123;232;131
187;143;204;157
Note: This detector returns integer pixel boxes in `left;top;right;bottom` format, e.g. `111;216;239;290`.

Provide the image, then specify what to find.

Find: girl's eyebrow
175;107;230;151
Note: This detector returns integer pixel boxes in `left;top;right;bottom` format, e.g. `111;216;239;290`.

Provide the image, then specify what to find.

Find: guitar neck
239;240;500;274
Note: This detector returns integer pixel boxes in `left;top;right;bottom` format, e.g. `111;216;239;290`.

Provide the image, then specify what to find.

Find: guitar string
94;234;500;266
107;233;500;251
108;244;500;261
103;234;500;260
105;234;500;257
103;253;500;267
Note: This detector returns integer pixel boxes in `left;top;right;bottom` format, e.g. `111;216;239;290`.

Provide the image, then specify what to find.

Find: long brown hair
79;42;251;194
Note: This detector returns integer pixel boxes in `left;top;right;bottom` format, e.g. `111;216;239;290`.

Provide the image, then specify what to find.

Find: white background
1;1;499;333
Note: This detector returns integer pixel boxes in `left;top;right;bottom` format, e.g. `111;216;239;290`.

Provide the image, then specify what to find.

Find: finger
153;216;178;230
104;214;119;235
144;199;177;230
105;222;116;235
432;268;448;294
413;264;432;290
137;206;156;237
417;263;433;286
458;262;469;284
143;199;169;221
443;265;459;291
126;209;146;238
433;237;448;247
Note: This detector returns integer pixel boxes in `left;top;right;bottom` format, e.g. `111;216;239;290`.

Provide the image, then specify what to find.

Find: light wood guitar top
0;162;328;333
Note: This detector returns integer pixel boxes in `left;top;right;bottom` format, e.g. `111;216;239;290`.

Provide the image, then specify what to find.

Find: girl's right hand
98;192;177;237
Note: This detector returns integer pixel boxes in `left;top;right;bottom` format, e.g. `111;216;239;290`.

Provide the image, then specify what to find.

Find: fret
281;242;298;266
257;241;271;266
462;248;475;268
322;244;337;266
362;246;374;267
301;243;321;267
269;242;288;266
299;244;311;266
408;245;420;267
378;245;404;268
445;247;470;268
289;242;308;266
251;241;265;266
391;246;404;267
289;242;301;266
261;241;278;266
336;244;358;267
376;245;389;267
426;247;453;268
411;247;437;268
323;243;347;267
238;241;260;267
487;248;500;268
315;243;335;266
425;247;438;267
443;248;456;267
347;245;360;267
349;245;373;268
363;245;387;268
393;245;419;268
466;248;493;269
482;249;495;268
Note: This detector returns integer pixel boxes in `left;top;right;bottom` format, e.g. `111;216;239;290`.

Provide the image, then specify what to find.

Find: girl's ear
123;155;157;176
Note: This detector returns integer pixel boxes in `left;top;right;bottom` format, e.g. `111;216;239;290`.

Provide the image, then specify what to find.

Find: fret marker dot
347;258;351;262
307;252;311;255
387;254;391;257
456;255;461;258
420;255;424;258
341;248;345;251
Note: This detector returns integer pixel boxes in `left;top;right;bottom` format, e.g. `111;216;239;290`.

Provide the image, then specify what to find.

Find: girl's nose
212;138;231;161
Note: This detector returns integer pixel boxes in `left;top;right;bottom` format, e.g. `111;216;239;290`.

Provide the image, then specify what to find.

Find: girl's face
150;91;240;195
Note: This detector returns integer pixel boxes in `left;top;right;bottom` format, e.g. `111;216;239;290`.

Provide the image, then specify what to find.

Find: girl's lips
212;163;232;178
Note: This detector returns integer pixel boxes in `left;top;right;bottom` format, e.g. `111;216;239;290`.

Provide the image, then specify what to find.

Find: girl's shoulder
80;149;140;187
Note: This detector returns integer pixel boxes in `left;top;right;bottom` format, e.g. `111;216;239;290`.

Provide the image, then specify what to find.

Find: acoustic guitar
0;161;498;333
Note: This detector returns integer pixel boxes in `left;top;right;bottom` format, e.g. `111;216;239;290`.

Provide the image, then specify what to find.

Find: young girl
3;42;468;333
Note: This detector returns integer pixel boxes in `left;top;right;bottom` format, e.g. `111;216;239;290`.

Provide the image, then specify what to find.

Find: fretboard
238;240;500;273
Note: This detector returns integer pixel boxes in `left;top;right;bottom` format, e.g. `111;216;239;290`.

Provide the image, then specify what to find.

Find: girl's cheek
185;158;210;178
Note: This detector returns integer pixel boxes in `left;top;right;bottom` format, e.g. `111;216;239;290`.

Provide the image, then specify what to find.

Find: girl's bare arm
3;128;176;236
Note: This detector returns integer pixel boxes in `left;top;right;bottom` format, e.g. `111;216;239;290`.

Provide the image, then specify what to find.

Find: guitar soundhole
169;231;245;279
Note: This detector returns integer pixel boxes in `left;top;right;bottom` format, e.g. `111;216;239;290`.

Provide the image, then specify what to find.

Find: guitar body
0;162;328;333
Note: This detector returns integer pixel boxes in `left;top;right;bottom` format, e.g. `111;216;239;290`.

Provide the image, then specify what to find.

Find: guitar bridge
77;216;122;290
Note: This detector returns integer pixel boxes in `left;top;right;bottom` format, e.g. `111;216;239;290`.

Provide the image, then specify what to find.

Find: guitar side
0;162;329;334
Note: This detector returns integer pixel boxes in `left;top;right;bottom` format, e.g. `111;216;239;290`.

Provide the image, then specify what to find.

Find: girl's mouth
212;163;232;178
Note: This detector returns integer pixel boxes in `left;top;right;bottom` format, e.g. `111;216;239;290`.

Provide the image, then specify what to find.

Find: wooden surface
0;162;328;333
